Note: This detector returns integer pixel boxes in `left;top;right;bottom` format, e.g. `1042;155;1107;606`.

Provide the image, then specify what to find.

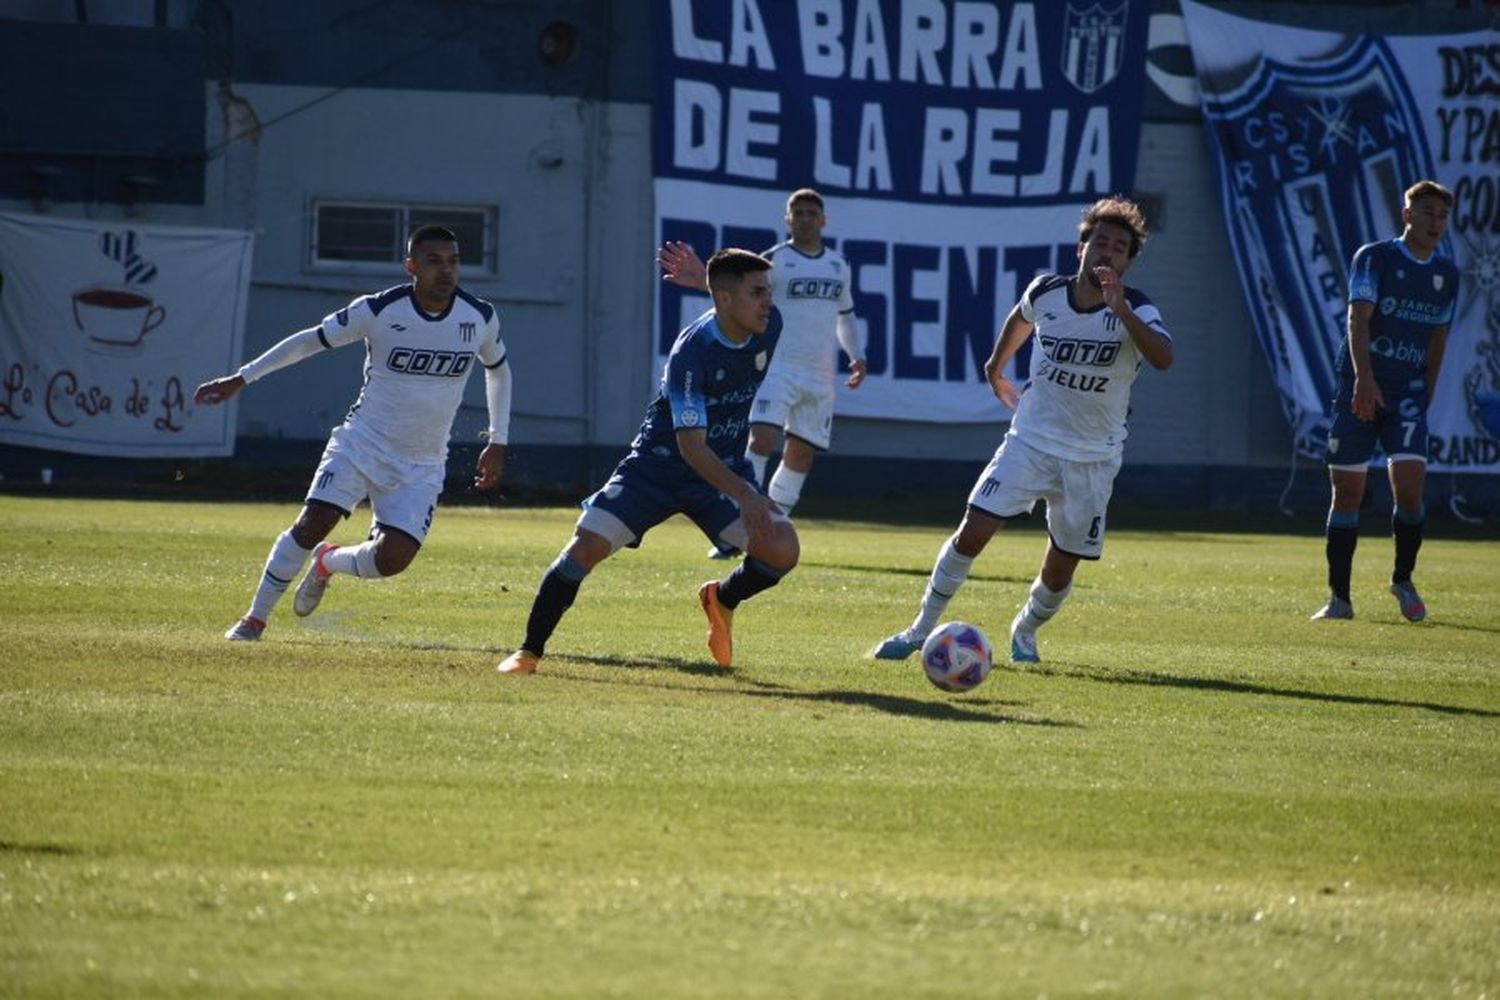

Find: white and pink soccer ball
920;622;994;693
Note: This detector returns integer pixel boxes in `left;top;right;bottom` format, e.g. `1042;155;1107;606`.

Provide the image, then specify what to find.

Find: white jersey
1009;274;1170;463
762;241;855;381
319;285;505;464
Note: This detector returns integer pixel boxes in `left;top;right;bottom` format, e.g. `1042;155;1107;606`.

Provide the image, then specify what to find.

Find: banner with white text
654;0;1150;423
1181;1;1500;473
0;213;253;457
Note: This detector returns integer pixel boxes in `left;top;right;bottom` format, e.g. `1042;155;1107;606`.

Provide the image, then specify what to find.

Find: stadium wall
0;0;1494;517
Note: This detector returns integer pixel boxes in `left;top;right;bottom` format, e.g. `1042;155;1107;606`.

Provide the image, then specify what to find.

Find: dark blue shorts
1326;383;1429;467
583;453;754;542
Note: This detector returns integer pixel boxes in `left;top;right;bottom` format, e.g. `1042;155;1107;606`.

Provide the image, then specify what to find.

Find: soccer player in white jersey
659;188;866;556
194;225;512;641
871;197;1172;664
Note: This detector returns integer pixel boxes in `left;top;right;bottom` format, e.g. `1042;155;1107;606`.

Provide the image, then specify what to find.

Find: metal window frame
308;198;498;276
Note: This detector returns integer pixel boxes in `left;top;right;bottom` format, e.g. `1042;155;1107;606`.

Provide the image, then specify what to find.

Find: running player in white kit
659;188;866;556
870;197;1173;664
194;224;512;641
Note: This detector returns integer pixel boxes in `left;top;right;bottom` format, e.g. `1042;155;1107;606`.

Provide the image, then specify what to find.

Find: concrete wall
2;0;1494;514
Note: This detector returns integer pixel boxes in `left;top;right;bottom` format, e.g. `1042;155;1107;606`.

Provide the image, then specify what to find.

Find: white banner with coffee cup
0;212;253;457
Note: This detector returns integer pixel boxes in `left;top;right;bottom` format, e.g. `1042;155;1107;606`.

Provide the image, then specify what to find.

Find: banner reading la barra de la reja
1181;1;1500;474
0;212;253;457
654;0;1150;423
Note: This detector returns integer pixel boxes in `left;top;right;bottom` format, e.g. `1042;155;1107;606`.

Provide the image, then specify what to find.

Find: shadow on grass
0;840;84;856
1024;662;1500;718
801;560;1037;585
1427;619;1500;635
557;654;1076;727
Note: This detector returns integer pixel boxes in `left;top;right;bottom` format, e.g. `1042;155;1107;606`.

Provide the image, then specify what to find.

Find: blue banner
654;0;1150;423
1182;0;1500;472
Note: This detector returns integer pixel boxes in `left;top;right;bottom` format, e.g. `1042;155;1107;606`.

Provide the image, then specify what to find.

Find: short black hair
786;188;824;212
406;224;459;257
706;248;771;292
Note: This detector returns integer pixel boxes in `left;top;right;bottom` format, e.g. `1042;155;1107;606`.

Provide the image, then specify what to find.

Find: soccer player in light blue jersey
498;249;800;675
1314;180;1459;623
660;188;867;560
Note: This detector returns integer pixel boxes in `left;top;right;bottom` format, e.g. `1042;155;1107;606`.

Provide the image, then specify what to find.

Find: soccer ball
920;622;994;693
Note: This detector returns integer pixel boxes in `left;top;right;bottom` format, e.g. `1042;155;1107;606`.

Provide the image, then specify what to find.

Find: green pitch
2;496;1497;997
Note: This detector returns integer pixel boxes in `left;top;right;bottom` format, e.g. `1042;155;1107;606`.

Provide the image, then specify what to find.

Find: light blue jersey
1338;238;1458;396
629;307;783;478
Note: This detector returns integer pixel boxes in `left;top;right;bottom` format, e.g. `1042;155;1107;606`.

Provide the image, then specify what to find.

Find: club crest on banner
1062;2;1130;94
1198;39;1433;457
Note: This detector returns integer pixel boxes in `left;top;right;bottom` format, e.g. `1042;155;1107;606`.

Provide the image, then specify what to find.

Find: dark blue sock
521;555;589;656
1391;505;1425;584
716;556;786;610
1325;510;1359;602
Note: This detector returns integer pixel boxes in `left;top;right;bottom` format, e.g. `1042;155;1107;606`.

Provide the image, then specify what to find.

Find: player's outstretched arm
194;374;246;405
658;241;709;292
198;326;330;407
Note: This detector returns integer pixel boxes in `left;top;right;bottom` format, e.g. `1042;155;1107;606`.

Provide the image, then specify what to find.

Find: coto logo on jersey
385;347;474;377
1037;335;1120;367
785;278;844;300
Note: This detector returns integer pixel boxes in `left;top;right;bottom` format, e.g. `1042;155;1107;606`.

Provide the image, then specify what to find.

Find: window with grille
311;201;496;274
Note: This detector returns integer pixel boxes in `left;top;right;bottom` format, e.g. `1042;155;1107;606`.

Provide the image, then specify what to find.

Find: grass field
1;495;1498;998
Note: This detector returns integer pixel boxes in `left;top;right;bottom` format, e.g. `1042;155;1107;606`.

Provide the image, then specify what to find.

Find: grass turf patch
1;497;1497;997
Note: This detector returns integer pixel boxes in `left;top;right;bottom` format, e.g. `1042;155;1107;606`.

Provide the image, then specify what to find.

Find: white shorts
750;364;835;450
965;435;1122;560
305;426;443;544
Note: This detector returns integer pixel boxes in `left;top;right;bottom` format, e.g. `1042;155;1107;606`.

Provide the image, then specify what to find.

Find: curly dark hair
1079;197;1148;258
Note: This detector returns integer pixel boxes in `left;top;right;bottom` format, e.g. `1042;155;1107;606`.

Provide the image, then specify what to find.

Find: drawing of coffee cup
71;286;166;356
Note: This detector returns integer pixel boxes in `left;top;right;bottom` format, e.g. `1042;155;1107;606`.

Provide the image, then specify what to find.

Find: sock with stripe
1325;509;1359;602
716;556;786;609
521;554;590;656
1391;504;1425;584
1014;577;1072;635
247;529;312;623
321;541;384;579
745;449;770;490
767;466;806;517
909;535;975;639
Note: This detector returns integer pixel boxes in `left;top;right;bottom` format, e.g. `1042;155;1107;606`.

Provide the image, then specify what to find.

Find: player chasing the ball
496;249;798;675
870;197;1173;665
194;225;512;641
1312;180;1458;624
657;188;867;559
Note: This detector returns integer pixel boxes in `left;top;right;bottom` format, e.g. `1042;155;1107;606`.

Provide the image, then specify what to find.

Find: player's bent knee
565;529;616;571
374;543;418;577
752;524;800;571
291;512;340;549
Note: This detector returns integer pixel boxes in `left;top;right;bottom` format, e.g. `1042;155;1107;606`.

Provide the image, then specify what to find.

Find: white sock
321;540;385;579
767;466;806;515
1015;577;1071;634
910;536;975;638
745;449;770;488
248;530;312;622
